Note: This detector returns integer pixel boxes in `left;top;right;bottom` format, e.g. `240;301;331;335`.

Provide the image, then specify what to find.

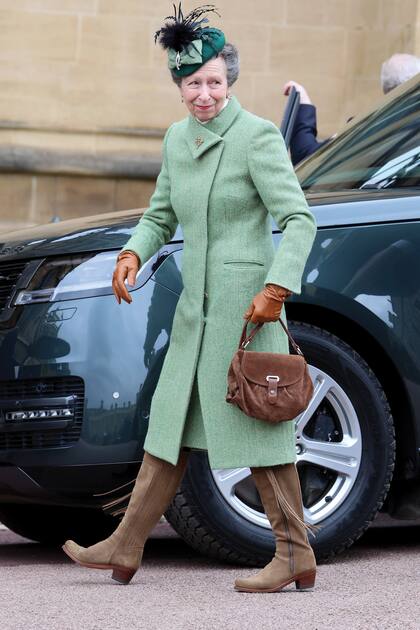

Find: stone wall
0;0;419;231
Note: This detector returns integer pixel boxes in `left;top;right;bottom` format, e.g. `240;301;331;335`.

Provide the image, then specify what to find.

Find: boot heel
295;570;316;590
112;567;136;584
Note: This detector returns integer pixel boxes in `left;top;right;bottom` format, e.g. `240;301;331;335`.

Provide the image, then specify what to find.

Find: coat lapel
185;95;242;159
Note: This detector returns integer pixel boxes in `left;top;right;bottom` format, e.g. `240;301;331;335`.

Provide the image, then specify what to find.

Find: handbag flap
240;350;307;387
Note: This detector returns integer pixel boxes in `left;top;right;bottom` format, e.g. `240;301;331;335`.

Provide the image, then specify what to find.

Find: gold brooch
195;136;204;148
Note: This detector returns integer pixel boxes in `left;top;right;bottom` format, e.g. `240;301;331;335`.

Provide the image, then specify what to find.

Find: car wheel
0;504;116;546
165;322;396;565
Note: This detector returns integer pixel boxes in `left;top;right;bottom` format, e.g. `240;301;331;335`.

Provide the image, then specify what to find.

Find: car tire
0;504;116;546
165;322;396;565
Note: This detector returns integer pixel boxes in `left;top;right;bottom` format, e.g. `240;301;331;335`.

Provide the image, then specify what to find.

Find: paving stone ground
1;518;419;630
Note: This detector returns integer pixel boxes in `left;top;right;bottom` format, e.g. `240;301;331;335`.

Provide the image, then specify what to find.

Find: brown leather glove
243;283;292;323
112;250;141;304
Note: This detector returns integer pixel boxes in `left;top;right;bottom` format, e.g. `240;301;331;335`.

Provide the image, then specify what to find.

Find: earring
181;96;184;102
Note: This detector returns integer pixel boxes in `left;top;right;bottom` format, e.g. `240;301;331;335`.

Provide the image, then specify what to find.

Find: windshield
297;78;420;193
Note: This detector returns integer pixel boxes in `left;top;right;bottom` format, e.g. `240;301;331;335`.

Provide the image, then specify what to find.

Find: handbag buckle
266;375;280;405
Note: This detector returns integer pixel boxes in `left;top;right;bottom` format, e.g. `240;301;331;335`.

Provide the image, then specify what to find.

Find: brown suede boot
234;462;318;593
62;450;189;584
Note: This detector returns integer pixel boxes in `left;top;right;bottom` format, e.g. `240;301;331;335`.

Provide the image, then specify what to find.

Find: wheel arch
287;302;416;484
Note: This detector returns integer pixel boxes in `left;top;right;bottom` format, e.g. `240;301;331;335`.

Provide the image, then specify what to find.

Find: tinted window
297;79;420;192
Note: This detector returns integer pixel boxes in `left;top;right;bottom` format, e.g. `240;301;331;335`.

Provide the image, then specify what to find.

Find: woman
62;4;318;593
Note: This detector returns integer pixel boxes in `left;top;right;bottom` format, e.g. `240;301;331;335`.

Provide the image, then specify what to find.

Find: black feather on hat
154;3;225;76
154;3;221;52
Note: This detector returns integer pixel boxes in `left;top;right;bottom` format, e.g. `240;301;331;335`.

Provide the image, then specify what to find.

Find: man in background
286;53;420;166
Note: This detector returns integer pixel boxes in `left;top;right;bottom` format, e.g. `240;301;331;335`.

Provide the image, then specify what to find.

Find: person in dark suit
283;80;330;166
285;53;420;166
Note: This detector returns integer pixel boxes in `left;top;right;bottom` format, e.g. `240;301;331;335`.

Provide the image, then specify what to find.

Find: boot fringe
93;478;136;498
93;479;136;517
101;492;132;515
265;469;320;538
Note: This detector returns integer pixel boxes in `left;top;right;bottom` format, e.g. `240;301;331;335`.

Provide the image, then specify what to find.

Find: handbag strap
239;318;304;356
239;320;263;348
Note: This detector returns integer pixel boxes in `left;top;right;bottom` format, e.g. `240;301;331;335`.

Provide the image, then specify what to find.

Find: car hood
0;190;418;261
0;208;150;260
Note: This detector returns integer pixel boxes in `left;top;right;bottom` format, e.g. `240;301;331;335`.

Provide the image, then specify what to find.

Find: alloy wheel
210;365;362;528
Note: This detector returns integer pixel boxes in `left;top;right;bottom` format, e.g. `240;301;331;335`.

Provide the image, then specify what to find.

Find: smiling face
179;55;229;122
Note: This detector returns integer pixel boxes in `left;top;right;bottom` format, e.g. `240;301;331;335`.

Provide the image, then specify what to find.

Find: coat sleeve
119;124;178;265
247;120;317;294
290;104;327;166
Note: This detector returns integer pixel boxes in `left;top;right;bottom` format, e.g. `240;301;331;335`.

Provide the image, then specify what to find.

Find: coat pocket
223;259;265;270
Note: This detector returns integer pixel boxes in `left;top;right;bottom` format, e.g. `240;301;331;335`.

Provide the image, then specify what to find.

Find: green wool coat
121;95;316;469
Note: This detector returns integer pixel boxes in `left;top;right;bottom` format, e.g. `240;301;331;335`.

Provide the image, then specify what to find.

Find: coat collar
185;95;242;159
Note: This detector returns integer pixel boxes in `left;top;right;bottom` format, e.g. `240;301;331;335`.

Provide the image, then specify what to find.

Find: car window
297;79;420;192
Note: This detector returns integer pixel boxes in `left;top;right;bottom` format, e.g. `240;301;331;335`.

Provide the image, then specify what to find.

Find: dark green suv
0;75;419;565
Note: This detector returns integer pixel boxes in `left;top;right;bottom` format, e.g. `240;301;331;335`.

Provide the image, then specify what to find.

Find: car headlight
13;251;148;305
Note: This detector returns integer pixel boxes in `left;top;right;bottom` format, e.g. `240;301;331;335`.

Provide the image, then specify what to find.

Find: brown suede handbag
226;318;314;423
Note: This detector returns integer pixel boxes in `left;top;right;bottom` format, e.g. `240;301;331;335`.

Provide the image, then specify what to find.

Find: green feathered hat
154;3;226;77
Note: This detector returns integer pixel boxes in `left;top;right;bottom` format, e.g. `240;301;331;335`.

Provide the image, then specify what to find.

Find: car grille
0;376;85;449
0;260;28;313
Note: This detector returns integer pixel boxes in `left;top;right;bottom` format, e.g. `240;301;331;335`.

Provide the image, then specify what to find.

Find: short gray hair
170;42;240;87
380;53;420;94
